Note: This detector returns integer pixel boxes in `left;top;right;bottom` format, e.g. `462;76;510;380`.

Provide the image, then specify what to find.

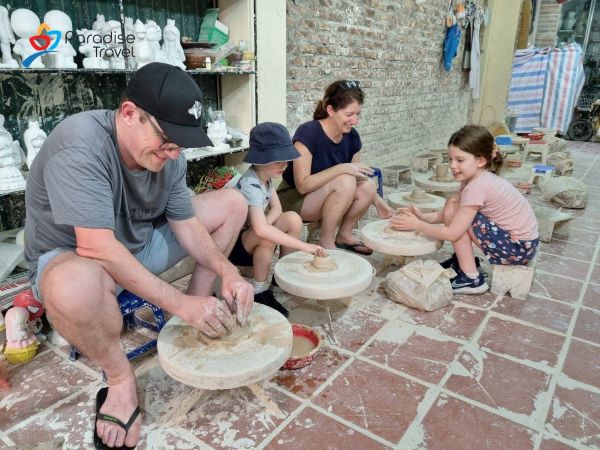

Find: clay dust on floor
1;141;600;449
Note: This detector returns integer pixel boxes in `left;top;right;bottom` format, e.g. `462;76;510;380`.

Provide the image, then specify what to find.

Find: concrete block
490;252;539;300
535;207;574;243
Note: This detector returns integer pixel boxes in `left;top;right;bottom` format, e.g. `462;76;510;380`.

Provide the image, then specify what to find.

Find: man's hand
220;269;254;325
181;296;236;338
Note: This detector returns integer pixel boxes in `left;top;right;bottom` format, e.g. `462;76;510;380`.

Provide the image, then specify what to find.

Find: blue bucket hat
244;122;301;165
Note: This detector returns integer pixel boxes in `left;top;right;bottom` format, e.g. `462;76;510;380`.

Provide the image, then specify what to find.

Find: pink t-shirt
460;171;538;241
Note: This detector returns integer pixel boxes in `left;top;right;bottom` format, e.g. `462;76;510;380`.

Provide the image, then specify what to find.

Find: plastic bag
384;260;456;311
540;176;587;209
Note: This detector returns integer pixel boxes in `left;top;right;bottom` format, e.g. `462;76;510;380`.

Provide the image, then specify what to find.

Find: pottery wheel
388;191;446;212
414;172;460;193
361;219;442;256
157;303;292;390
273;249;373;300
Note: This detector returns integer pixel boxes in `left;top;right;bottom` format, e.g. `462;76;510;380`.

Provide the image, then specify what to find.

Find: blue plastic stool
369;167;384;197
69;290;166;362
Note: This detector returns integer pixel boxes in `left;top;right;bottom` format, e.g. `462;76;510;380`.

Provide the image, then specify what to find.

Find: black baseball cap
124;62;213;148
244;122;300;165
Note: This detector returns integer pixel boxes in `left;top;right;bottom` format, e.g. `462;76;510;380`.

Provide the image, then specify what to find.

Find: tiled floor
1;141;599;449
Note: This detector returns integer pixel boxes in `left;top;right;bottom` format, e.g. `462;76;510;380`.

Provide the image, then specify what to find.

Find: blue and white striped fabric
541;44;585;134
507;44;585;134
507;48;551;133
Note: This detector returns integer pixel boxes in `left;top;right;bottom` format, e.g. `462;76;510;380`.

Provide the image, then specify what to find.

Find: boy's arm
265;190;283;225
249;205;314;252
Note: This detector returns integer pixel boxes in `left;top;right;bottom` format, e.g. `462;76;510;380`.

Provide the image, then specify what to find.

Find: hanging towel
507;47;551;133
443;24;462;71
469;16;481;98
540;44;585;134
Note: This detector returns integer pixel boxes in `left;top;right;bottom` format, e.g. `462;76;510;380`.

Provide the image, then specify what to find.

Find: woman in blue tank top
278;80;393;255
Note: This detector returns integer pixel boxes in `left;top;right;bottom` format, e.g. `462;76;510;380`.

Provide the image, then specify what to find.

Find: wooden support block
535;208;574;243
412;153;440;173
490;252;539;300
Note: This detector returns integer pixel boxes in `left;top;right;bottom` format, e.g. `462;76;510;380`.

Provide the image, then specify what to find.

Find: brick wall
534;0;562;47
286;0;474;167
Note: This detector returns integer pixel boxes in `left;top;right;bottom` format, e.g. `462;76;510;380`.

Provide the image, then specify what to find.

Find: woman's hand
375;200;394;219
342;163;373;179
390;209;421;231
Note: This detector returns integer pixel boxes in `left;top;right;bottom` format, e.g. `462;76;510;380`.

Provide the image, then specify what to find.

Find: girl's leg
272;211;303;257
300;174;357;249
336;178;377;244
442;195;478;274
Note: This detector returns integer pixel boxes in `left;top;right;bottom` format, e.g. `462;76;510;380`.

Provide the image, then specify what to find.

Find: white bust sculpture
145;20;167;63
91;14;105;32
11;9;44;69
0;6;19;68
24;120;47;169
43;10;77;69
76;28;108;69
0;130;26;192
133;20;152;69
162;19;185;69
101;20;125;69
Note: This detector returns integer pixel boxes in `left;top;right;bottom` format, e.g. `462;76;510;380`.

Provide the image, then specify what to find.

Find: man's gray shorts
31;220;188;302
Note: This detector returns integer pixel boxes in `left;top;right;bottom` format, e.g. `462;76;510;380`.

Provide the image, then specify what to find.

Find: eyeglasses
142;111;181;152
340;80;361;90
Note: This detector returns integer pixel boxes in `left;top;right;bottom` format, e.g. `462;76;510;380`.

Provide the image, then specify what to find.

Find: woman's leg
442;194;478;274
272;211;303;257
336;178;377;244
300;174;357;249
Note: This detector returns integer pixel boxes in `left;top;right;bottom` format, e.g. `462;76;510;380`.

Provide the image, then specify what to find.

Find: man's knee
41;255;114;311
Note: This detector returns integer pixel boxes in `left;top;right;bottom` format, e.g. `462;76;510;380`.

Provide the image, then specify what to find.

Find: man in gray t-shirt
24;62;253;449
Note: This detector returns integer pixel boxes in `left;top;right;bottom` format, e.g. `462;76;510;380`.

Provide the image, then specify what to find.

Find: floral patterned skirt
471;213;539;265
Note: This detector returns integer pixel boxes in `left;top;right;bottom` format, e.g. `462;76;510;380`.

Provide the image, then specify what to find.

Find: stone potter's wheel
388;190;446;212
361;219;442;257
157;303;292;390
414;172;460;194
273;249;373;300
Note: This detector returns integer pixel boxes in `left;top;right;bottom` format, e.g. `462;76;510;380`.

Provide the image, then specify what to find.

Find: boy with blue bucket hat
230;122;324;316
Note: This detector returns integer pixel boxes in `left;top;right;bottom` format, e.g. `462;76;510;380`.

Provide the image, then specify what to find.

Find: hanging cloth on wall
462;22;472;70
443;24;462;71
469;15;482;98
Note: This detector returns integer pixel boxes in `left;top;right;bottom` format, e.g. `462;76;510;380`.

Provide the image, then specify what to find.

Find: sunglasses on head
340;80;361;90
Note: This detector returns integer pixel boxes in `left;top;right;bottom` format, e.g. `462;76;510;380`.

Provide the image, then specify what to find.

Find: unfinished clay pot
435;163;449;179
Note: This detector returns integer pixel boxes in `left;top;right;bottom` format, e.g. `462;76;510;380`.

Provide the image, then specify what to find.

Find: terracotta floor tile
569;217;600;234
478;316;565;368
313;359;427;443
453;291;498;309
583;283;600;310
530;273;583;303
545;385;600;449
538;436;579;449
272;347;350;398
562;339;600;389
417;394;536;449
361;321;462;384
537;254;591;281
329;310;388;353
551;226;599;246
591;264;600;282
0;350;98;432
572;308;600;345
492;296;574;333
402;304;487;341
362;290;410;319
541;240;597;262
264;407;393;450
445;350;550;416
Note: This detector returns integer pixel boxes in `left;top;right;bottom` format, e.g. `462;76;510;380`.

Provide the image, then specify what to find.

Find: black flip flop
335;240;373;256
94;387;140;450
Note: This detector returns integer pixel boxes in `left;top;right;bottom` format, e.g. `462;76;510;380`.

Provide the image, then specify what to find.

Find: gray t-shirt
24;110;194;281
235;166;272;211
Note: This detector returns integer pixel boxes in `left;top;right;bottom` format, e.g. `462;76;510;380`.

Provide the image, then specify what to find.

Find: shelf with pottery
183;145;248;162
0;67;255;75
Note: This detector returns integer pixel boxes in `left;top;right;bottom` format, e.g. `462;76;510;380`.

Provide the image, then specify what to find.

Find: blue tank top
282;120;362;188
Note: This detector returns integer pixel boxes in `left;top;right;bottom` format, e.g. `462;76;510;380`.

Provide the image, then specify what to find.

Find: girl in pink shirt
391;125;539;294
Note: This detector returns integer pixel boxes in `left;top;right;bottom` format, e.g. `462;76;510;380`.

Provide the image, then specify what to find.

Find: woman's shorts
471;213;539;265
276;180;305;215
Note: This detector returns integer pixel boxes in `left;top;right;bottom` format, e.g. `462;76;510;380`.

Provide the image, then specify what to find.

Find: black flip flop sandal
94;387;141;450
335;240;374;256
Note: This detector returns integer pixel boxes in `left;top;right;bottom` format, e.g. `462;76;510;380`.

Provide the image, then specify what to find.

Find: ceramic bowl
282;324;322;370
514;182;533;194
506;158;523;168
529;132;544;141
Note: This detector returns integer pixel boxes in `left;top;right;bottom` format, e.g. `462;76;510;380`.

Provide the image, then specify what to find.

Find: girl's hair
448;125;504;174
313;80;364;120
